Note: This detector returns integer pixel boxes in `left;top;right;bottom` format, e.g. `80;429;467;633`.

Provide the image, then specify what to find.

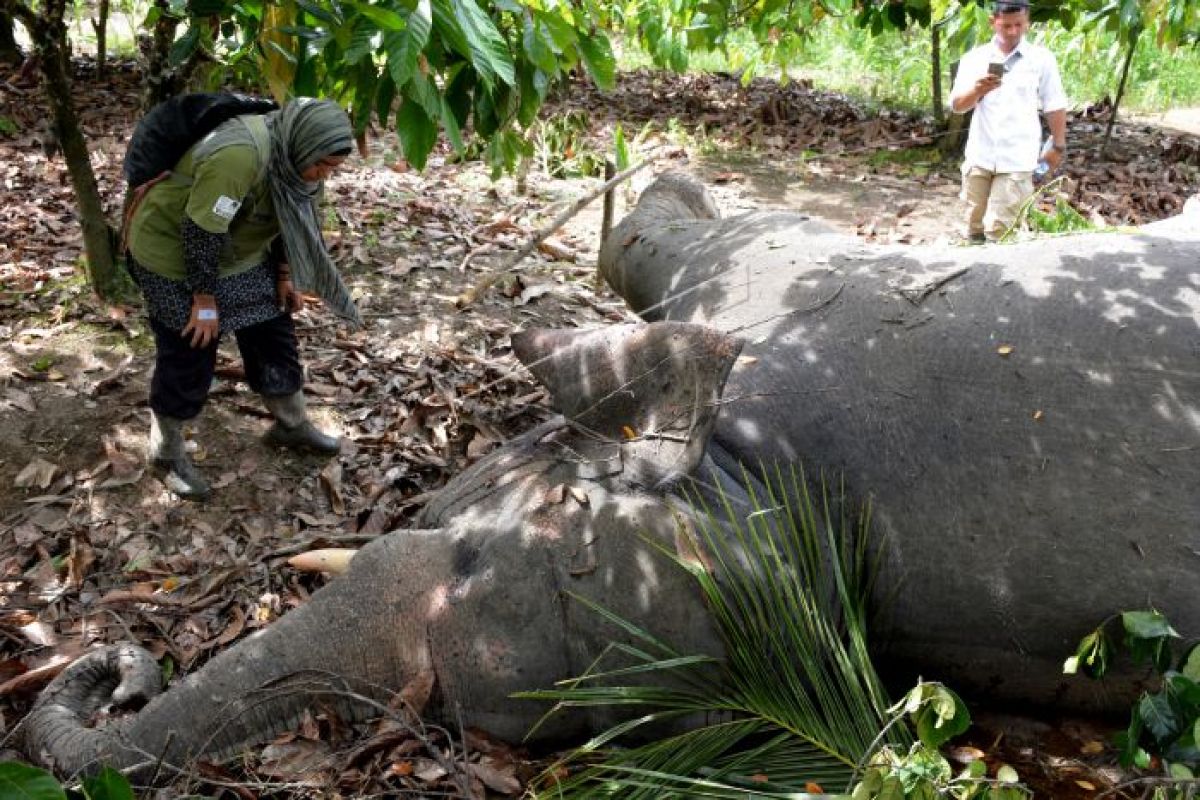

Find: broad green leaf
295;0;339;25
1169;761;1195;779
451;0;515;89
909;684;970;749
168;24;200;67
395;98;438;170
877;774;905;800
81;767;134;800
429;0;469;58
405;70;442;118
439;96;465;154
1182;643;1200;681
1139;692;1181;744
342;18;377;64
614;124;629;171
521;17;559;75
535;9;578;50
351;62;378;133
1165;673;1200;717
443;65;474;129
375;70;397;127
1123;610;1179;642
384;0;430;87
575;32;615;90
352;0;406;31
0;763;67;800
515;63;541;128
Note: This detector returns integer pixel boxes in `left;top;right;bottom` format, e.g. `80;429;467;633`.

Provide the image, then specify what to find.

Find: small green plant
850;683;1030;800
0;115;18;136
1025;195;1094;235
0;762;134;800
531;111;605;179
1001;178;1095;242
1067;610;1200;786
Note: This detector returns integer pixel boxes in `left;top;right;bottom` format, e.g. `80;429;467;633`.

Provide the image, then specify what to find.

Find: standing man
949;0;1068;242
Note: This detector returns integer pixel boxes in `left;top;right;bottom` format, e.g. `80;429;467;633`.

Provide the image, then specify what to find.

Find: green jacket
128;119;278;281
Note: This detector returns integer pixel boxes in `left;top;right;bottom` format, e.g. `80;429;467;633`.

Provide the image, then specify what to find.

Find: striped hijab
195;97;361;326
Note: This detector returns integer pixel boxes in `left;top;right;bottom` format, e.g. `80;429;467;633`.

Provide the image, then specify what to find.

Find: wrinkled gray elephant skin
17;323;740;781
599;171;1200;711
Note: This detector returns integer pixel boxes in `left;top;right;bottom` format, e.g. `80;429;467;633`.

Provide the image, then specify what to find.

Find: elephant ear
511;322;741;488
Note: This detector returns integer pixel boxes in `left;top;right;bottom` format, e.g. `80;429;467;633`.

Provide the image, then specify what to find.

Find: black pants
149;314;303;420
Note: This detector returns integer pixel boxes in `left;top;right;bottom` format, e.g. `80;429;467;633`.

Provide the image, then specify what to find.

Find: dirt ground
1;61;1198;797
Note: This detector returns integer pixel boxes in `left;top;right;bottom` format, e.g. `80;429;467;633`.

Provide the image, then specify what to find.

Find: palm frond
525;462;908;798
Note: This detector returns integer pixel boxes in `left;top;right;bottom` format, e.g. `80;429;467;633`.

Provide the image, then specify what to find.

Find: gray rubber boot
148;412;211;499
262;391;341;455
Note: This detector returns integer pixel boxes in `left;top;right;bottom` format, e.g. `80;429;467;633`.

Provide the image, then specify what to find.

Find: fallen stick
453;155;660;309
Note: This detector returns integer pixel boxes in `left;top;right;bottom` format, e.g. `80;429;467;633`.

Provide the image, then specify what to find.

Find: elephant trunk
19;644;162;778
20;533;441;783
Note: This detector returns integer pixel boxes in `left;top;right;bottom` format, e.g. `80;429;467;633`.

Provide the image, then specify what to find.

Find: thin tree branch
453;153;662;309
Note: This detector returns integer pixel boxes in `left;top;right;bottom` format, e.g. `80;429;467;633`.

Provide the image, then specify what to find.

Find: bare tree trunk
139;3;214;111
0;9;22;65
90;0;108;78
939;58;968;156
1101;34;1138;158
10;0;127;299
141;0;179;110
930;23;944;127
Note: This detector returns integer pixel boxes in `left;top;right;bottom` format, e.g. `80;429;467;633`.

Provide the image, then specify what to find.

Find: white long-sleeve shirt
951;38;1068;173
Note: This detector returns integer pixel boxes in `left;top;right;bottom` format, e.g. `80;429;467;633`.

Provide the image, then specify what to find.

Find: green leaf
439;96;465;154
575;32;615;90
342;18;377;64
405;70;443;118
910;684;970;749
515;63;541;128
351;63;378;134
396;98;438;170
375;70;397;127
81;767;134;800
443;65;474;130
1182;643;1200;681
877;774;905;800
1169;761;1195;779
614;124;629;171
1065;630;1112;678
521;17;559;75
1123;611;1179;642
352;0;406;31
429;0;469;59
1139;692;1182;745
450;0;515;89
295;0;339;25
167;24;200;67
384;0;430;87
0;763;67;800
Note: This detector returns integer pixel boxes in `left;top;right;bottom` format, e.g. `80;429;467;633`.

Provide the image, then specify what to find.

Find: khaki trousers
961;166;1033;239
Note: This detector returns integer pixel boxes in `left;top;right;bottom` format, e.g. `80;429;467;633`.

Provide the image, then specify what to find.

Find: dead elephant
599;172;1200;711
16;322;744;781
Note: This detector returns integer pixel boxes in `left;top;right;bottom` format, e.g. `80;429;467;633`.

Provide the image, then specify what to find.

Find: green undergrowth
616;20;1200;115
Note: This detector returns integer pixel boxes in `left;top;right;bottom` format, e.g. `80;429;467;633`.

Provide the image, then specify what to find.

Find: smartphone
987;62;1006;77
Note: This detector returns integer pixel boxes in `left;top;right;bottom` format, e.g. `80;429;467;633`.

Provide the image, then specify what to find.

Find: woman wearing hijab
126;97;362;499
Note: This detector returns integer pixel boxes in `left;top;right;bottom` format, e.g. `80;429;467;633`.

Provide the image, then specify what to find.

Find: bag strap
243;115;272;185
